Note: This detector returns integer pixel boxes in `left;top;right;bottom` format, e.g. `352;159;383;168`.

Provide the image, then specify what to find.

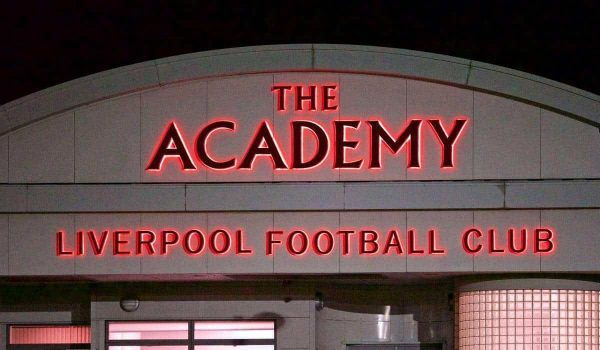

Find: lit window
107;321;275;350
457;289;600;350
9;325;91;348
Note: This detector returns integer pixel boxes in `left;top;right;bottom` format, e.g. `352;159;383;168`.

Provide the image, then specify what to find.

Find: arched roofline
1;44;598;136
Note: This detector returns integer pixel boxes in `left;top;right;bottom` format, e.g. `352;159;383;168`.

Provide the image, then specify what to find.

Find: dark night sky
1;1;598;105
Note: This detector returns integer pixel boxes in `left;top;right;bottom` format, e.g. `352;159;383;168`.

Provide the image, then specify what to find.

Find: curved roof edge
1;44;598;136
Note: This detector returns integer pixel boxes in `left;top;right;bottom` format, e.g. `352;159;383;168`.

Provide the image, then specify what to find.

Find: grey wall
0;209;598;276
2;74;598;184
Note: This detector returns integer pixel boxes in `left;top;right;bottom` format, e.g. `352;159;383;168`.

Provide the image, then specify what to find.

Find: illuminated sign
56;226;556;257
146;84;468;173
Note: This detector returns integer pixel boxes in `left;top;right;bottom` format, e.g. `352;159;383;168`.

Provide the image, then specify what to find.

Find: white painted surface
207;75;274;182
339;211;407;273
474;93;540;179
74;213;141;275
140;212;208;274
407;211;474;272
406;80;473;180
141;81;208;182
473;210;541;272
9;214;75;276
273;212;340;273
1;210;598;275
75;95;141;182
207;212;274;273
339;74;407;181
9;112;74;183
0;135;7;182
541;110;600;178
273;73;340;182
0;215;7;275
541;209;600;272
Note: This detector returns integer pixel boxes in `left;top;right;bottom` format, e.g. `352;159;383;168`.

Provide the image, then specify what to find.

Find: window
8;325;91;350
107;321;275;350
457;289;600;350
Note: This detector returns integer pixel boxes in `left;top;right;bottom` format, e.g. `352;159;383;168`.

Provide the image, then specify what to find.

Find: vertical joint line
465;60;473;85
311;44;315;70
539;108;542;179
472;91;475;178
73;111;76;182
405;79;408;179
205;82;209;182
139;95;142;182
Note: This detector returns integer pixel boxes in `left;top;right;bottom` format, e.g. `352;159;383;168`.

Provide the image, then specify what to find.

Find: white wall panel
74;213;141;275
75;95;141;182
273;212;340;273
474;93;540;179
9;214;75;276
339;74;407;181
407;80;473;180
207;212;273;273
140;213;208;274
9;112;74;183
473;210;541;272
541;209;600;271
541;110;600;178
141;81;207;182
206;75;274;182
273;73;340;182
0;136;7;182
407;211;474;272
0;215;7;275
339;211;407;273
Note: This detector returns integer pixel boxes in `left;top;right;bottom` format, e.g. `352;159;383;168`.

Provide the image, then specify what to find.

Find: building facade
0;45;599;350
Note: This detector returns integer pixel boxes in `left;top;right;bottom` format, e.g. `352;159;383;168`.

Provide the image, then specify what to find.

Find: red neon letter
383;230;404;255
75;231;84;256
295;85;317;111
239;121;288;169
368;120;422;169
488;229;505;254
272;85;292;111
428;229;446;255
88;230;109;256
183;229;205;255
56;231;74;256
113;230;131;256
147;122;197;171
407;229;425;255
287;231;309;255
462;228;482;254
266;230;283;255
428;119;467;168
160;230;180;255
136;230;156;255
235;230;253;255
337;230;354;255
313;230;334;255
359;230;379;254
321;85;338;111
209;230;232;254
292;121;329;169
334;120;362;169
507;228;527;254
534;228;555;254
196;121;236;169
